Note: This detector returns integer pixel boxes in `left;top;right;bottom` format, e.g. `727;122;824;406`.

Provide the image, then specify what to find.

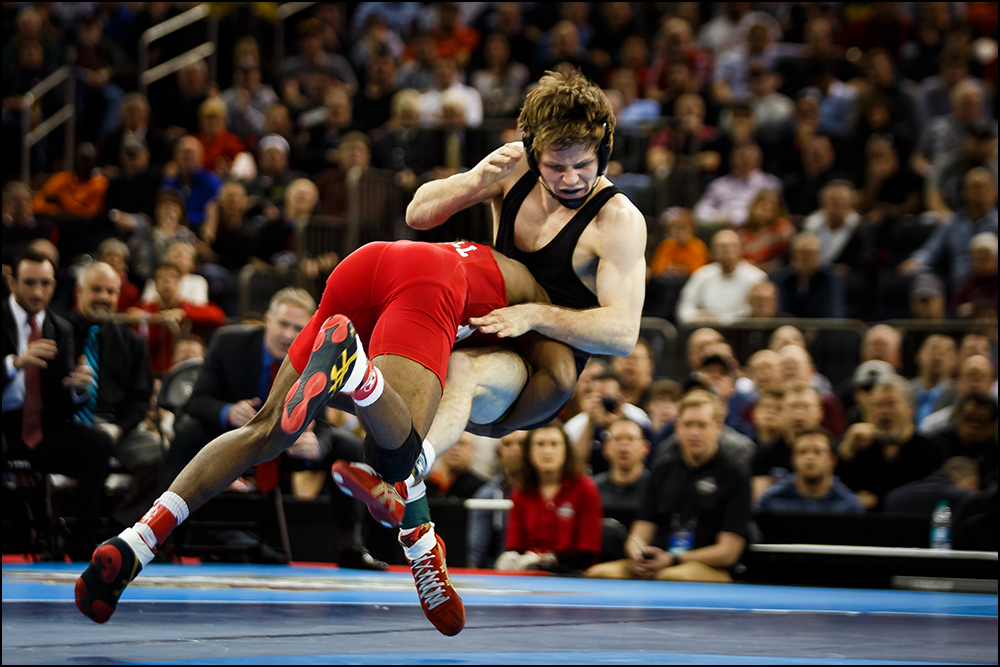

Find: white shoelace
411;549;451;610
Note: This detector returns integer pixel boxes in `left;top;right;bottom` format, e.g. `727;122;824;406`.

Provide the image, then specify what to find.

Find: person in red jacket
497;422;603;573
130;262;225;375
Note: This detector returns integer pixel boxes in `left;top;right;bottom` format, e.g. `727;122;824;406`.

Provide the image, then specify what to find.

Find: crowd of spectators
1;2;998;573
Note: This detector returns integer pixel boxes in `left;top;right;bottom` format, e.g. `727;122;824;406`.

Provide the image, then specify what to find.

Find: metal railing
21;66;75;184
273;1;318;73
138;4;218;96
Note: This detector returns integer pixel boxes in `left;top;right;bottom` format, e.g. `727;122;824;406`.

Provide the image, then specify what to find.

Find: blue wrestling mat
3;563;997;664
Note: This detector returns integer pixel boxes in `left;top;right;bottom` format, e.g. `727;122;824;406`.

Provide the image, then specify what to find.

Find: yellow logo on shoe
329;348;358;393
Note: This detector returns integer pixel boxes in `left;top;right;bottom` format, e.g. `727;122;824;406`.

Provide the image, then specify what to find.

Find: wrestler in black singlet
495;171;627;378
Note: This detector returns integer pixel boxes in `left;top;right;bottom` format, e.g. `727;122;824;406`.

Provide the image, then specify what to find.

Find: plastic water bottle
930;500;952;550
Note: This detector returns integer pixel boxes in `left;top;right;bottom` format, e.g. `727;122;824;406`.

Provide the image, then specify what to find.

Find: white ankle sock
119;527;156;567
412;439;437;478
400;522;436;560
406;478;427;503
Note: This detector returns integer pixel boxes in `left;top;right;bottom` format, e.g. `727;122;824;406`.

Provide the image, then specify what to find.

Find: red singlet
287;240;507;388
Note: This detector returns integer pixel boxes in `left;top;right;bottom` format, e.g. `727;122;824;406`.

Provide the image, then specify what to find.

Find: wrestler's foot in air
401;522;465;636
75;537;142;623
331;461;407;528
282;315;366;435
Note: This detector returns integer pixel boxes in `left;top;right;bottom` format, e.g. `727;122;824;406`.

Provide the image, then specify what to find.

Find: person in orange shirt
195;98;246;176
738;189;795;273
129;262;226;375
430;3;480;67
649;207;711;277
31;143;108;219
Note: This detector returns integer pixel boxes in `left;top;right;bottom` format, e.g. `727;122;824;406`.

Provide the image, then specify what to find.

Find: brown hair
520;422;577;491
518;70;616;159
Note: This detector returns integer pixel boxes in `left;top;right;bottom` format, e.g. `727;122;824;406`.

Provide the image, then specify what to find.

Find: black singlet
495;171;626;375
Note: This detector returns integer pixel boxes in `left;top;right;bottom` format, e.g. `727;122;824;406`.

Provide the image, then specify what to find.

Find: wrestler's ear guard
522;121;613;177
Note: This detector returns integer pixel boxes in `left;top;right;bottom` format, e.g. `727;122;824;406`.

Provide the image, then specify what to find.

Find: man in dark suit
772;231;846;318
97;92;169;169
2;249;111;556
162;287;385;570
68;262;160;526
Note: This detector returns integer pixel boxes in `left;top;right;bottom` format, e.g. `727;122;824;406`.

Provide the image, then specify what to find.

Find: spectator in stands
128;188;198;287
612;339;654;408
427;2;480;68
586;391;751;583
858;49;919;155
803;181;876;273
837;376;947;510
69;262;161;525
712;23;782;105
777;344;846;437
910;335;958;426
646;92;717;182
419;56;483;128
426;432;488;499
902;167;999;285
2;182;53;269
353;47;400;134
909;272;948;321
685;327;726;373
467;430;524;569
397;31;438;92
606;69;660;128
139;241;208;307
2;249;108;557
746;66;794;145
194;98;245;177
862;324;904;372
773;232;846;319
595;417;651;515
131;263;226;375
954;232;999;318
497;423;603;574
700;352;755;439
677;230;768;324
856;134;924;228
649;208;711;278
647;17;713;101
643;379;683;455
566;369;650;477
921;356;997;436
1;8;60;70
104;136;162;224
299;88;360;174
31;143;108;220
738;190;794;273
471;32;531;120
280;18;357;99
156;61;210;140
783;134;844;218
745;349;781;400
883;457;980;515
919;52;992;125
693;144;782;227
315;131;373;219
95;238;140;312
246;134;307;211
914;79;989;181
253;178;338;281
752;384;826;502
2;39;56;175
751;389;784;448
747;280;781;319
162;136;223;230
371;88;432;185
538;20;601;84
769;324;806;352
349;12;404;72
845;360;897;427
220;60;278;142
932;394;998;489
99;93;168;169
67;10;131;142
929;123;998;218
757;429;865;515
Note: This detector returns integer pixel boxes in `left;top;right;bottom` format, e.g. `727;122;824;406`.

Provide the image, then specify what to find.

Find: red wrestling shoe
401;523;465;636
281;315;365;436
75;537;142;623
331;461;407;528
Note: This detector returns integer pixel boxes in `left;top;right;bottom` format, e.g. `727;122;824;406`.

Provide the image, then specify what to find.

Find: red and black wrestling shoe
281;315;364;436
75;537;141;623
331;460;407;528
401;522;465;636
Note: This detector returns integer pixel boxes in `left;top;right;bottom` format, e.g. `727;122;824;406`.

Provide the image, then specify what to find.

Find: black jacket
2;299;79;423
66;312;154;434
186;325;266;427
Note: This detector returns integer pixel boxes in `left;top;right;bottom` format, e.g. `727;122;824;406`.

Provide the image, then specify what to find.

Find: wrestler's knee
364;426;422;483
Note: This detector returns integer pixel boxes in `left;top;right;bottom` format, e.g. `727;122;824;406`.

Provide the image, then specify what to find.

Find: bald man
68;262;161;524
677;230;768;324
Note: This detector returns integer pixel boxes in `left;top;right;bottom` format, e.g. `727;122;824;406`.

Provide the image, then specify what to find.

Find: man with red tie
2;248;110;558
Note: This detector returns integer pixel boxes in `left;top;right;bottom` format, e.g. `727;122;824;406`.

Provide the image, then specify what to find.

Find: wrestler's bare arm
406;142;527;230
471;199;647;357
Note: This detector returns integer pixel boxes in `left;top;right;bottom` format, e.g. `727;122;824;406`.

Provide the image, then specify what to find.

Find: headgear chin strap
523;119;613;210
